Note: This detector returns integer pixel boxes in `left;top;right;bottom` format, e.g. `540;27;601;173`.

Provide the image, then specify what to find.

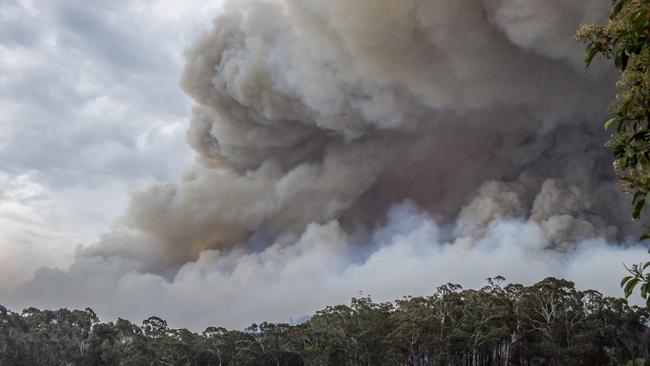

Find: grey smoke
4;0;647;329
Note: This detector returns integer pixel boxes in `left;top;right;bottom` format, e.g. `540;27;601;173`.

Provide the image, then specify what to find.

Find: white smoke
6;203;647;330
4;0;647;329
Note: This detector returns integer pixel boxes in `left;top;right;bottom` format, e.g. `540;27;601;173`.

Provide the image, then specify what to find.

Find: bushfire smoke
3;0;648;329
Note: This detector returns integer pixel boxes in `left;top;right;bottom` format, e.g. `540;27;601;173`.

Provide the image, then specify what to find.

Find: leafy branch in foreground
577;0;650;227
577;0;650;304
622;259;650;306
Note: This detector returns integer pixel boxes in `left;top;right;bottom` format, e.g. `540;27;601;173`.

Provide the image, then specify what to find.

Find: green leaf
640;283;648;298
584;44;600;66
621;275;634;287
604;118;617;131
611;0;627;19
624;278;640;298
631;10;647;36
621;52;629;70
633;199;645;219
640;234;650;242
614;49;629;70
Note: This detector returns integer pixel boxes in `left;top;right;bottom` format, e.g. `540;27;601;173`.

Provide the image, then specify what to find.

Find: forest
1;277;649;366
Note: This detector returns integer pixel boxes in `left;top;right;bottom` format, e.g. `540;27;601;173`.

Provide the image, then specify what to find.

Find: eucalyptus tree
1;277;648;365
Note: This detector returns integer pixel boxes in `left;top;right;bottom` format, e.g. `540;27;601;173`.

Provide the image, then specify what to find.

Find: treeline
1;277;649;366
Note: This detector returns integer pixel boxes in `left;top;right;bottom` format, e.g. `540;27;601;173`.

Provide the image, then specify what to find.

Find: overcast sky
0;0;224;288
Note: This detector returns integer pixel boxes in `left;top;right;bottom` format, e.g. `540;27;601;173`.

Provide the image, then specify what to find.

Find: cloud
0;0;223;276
0;0;218;184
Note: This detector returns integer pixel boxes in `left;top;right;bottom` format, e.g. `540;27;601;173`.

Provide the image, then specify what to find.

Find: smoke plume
4;0;648;329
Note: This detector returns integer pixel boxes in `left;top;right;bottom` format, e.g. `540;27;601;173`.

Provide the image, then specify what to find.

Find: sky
1;0;649;330
0;0;223;287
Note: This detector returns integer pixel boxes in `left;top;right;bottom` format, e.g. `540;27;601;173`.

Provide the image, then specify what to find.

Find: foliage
1;277;649;365
577;0;650;221
576;0;650;305
621;261;650;307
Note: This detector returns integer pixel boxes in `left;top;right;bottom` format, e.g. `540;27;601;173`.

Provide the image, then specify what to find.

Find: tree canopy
1;277;648;366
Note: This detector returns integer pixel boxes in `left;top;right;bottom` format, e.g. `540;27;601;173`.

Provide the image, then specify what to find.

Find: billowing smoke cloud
7;203;648;330
4;0;648;329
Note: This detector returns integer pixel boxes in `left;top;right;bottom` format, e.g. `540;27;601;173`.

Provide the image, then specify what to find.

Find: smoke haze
3;0;648;329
